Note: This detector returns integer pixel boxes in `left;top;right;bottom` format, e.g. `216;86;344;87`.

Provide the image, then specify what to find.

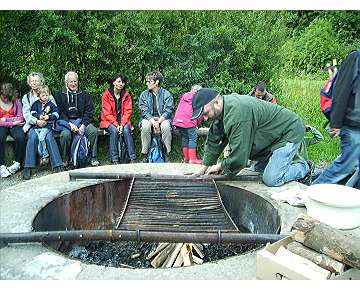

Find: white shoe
0;165;11;178
7;161;21;174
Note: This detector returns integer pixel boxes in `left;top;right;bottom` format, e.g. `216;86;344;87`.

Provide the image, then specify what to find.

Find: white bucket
306;184;360;230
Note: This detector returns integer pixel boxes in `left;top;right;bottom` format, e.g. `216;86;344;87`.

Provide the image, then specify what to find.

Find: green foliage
1;10;358;162
277;77;339;164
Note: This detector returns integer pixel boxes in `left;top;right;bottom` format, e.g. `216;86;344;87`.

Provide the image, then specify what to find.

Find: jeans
255;142;309;187
0;126;26;165
59;123;98;162
106;124;136;161
34;128;50;158
179;127;198;148
24;127;63;169
312;126;360;185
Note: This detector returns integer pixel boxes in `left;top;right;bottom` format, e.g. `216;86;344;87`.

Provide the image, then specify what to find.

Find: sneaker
7;161;21;174
53;166;64;173
1;165;12;178
90;158;100;167
299;160;314;185
129;159;136;164
23;168;31;180
142;154;148;163
111;160;119;165
40;157;49;166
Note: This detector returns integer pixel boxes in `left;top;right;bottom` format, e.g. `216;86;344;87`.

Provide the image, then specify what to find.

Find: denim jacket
139;87;173;120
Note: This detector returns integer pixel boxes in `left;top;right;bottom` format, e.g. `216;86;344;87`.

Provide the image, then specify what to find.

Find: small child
30;85;59;165
172;85;202;164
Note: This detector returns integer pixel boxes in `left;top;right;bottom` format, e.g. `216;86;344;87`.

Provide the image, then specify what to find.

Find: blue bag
70;133;90;167
147;135;166;163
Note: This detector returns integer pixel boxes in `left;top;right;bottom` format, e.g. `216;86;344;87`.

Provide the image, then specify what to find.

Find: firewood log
286;241;345;273
291;214;360;269
164;243;183;268
151;243;176;268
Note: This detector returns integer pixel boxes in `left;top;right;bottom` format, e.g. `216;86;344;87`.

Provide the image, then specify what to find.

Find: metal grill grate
117;178;238;232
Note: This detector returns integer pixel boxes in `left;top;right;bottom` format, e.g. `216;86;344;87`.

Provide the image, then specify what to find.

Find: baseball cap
191;88;219;120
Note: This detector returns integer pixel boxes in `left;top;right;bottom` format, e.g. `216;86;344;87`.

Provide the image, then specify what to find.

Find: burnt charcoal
62;240;263;269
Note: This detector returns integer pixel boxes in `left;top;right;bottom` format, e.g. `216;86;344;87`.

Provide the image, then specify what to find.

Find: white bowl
306;184;360;230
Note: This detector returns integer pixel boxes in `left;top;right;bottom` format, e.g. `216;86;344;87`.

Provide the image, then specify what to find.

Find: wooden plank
192;254;203;265
292;214;360;269
181;244;192;266
164;243;183;268
192;243;205;258
147;243;169;260
286;241;345;273
275;246;331;279
151;243;176;268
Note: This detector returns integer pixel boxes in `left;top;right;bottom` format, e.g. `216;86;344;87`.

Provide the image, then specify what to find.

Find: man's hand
151;118;160;134
184;165;208;176
117;125;123;134
328;127;340;138
36;119;47;128
78;124;86;135
205;163;222;175
69;122;79;133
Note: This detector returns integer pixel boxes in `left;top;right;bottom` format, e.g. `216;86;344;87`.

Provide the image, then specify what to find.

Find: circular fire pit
1;163;306;279
32;176;280;268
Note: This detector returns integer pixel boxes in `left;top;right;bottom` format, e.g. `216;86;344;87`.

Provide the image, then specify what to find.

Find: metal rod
69;172;261;182
0;230;285;244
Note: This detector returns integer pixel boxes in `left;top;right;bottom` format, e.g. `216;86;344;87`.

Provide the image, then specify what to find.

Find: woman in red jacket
99;73;136;163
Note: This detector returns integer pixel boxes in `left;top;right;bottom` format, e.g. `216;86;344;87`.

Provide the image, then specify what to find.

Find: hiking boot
53;166;64;173
23;168;31;180
1;165;12;178
111;160;119;165
90;158;100;167
7;161;21;174
129;159;136;164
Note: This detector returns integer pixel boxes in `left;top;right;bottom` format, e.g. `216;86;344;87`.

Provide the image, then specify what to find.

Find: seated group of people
0;70;204;180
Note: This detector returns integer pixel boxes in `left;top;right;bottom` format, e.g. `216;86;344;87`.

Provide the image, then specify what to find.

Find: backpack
70;133;90;167
118;133;130;163
147;134;166;163
320;73;337;128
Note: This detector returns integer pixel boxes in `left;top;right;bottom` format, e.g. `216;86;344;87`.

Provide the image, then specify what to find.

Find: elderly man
187;88;312;187
139;70;173;162
55;71;99;167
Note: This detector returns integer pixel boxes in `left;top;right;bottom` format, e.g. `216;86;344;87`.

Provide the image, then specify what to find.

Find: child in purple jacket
172;85;202;163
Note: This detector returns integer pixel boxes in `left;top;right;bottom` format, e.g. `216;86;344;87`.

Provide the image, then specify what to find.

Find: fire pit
32;176;281;268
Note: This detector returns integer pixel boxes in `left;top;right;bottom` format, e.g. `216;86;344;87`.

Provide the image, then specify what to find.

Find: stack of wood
275;214;360;279
147;242;205;268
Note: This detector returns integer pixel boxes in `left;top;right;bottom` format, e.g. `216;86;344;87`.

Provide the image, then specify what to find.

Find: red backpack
319;73;337;128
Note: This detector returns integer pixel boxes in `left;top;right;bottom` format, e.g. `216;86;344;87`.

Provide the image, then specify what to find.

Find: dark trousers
0;126;26;165
59;123;98;162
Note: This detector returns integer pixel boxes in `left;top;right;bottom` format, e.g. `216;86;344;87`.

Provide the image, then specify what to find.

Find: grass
277;77;339;165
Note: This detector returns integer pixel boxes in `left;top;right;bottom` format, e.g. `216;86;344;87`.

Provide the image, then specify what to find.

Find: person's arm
331;51;358;129
81;92;93;127
121;92;133;126
220;121;252;176
101;91;119;127
305;125;324;146
202;120;228;166
160;90;174;121
48;103;60;121
139;91;153;120
22;93;38;125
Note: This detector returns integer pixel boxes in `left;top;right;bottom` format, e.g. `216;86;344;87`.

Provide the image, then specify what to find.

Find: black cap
191;88;219;120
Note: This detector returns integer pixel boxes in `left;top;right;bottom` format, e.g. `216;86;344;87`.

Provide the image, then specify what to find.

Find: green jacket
202;94;305;175
294;125;324;161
